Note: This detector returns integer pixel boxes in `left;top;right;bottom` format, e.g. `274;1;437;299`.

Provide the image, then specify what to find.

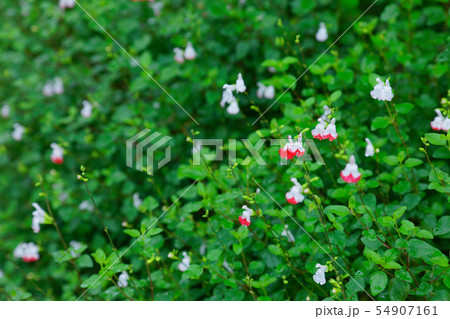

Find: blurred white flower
59;0;75;10
184;42;197;60
14;242;40;263
70;241;82;258
50;143;64;164
220;84;236;107
53;77;64;95
150;2;163;17
31;203;46;233
79;200;94;212
12;123;25;141
1;103;10;118
117;271;129;288
235;73;246;93
81;100;92;118
365;138;374;157
256;82;275;99
286;177;304;205
320;105;331;122
313;263;327;285
226;97;240;115
281;225;295;243
370;78;394;101
0;269;4;279
133;193;142;210
42;81;54;97
315;22;328;42
178;252;191;272
199;243;206;255
174;48;184;64
340;155;361;183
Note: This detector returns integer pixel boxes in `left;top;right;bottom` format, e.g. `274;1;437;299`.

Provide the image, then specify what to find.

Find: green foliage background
0;0;449;301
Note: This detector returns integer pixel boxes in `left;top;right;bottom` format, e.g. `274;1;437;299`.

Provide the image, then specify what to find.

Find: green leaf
268;245;282;256
370;271;388;295
384;261;402;269
182;264;203;279
233;243;243;255
92;249;106;265
393;206;407;220
378;216;395;227
395;269;413;283
80;274;101;289
177;164;207;180
434;216;450;236
404;158;423;168
364;248;384;264
383;155;398;166
77;255;94;268
329;90;342;103
249;261;265;275
417;230;433;239
399;220;415;235
324;205;350;217
395;103;415;114
388;278;410;300
371;117;390;130
123;229;140;237
425;133;447;146
146;227;163;236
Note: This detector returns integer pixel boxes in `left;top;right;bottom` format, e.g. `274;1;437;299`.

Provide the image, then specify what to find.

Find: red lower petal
239;216;251;227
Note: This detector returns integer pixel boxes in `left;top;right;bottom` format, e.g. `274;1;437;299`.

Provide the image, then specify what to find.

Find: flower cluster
173;42;197;64
220;73;246;115
370;78;394;101
285;177;305;205
340;155;361;184
14;242;40;263
279;134;305;159
2;103;10;118
238;205;252;227
430;110;450;132
43;77;64;97
312;118;338;141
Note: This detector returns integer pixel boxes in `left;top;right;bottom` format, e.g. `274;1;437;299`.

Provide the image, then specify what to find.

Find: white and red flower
14;242;40;263
340;155;361;183
31;203;46;233
370;78;394;101
178;252;191;272
313;263;327;285
312;118;338;141
50;143;64;164
279;134;305;160
285;177;305;205
239;205;252;227
430;109;450;131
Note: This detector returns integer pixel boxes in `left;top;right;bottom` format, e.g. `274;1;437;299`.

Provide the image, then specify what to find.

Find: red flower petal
239;216;251;227
279;148;287;158
286;196;298;205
